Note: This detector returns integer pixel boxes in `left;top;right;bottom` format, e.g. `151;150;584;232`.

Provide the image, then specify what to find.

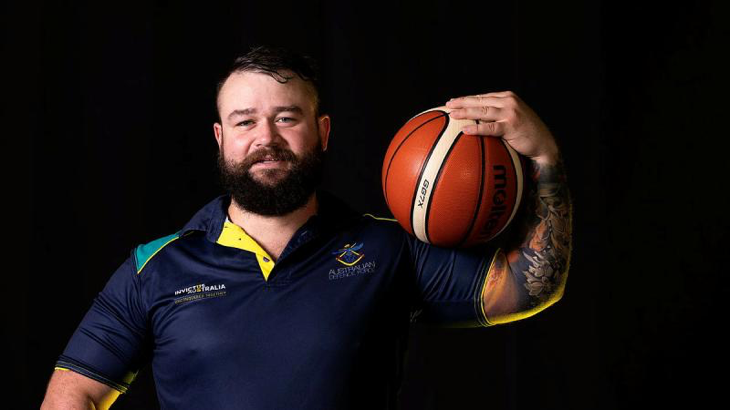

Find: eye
276;117;295;123
236;120;254;127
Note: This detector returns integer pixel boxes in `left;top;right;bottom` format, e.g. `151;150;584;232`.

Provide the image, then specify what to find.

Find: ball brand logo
417;179;430;208
482;165;508;237
332;243;365;266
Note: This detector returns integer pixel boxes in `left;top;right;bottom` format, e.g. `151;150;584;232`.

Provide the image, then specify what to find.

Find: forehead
217;71;316;117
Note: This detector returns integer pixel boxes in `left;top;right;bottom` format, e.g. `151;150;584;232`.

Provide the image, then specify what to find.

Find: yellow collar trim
217;221;275;281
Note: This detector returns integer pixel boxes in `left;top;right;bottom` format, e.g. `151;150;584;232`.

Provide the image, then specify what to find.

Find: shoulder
354;213;410;243
133;231;185;275
361;213;401;231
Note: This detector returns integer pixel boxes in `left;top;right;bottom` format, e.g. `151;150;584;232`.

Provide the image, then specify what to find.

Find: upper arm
480;248;529;324
42;369;120;410
407;234;498;327
53;253;150;400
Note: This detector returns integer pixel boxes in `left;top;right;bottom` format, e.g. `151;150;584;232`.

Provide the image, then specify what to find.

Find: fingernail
463;125;476;134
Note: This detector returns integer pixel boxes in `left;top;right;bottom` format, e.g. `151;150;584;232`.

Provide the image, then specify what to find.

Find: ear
213;123;223;150
317;115;331;151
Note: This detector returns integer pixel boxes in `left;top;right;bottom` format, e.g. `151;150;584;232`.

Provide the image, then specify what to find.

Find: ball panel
471;138;522;243
501;141;525;231
409;112;466;243
383;112;448;235
382;110;445;206
426;132;484;247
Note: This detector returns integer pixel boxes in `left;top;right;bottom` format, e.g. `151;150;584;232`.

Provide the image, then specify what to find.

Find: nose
253;119;282;148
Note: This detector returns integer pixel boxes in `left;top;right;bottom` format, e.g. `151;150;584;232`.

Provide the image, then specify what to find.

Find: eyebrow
227;105;304;121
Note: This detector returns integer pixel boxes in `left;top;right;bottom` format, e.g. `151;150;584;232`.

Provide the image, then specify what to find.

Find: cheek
222;134;254;161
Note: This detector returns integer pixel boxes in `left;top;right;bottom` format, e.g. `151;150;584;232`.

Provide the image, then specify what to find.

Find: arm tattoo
519;159;572;302
482;157;573;324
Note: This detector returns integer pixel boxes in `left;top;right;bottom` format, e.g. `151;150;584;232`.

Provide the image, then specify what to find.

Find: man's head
213;46;331;216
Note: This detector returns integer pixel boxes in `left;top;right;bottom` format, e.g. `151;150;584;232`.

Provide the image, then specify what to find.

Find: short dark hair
216;46;323;120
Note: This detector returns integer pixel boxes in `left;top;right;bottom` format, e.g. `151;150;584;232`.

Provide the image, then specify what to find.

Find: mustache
240;147;298;169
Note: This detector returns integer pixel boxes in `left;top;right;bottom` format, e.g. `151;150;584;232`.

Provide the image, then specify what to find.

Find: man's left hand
445;91;558;165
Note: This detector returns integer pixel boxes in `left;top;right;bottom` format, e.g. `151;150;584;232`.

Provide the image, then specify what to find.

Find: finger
461;120;507;137
445;95;506;109
449;105;504;122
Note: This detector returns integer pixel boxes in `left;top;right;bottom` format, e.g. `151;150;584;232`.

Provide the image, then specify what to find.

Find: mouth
250;156;288;169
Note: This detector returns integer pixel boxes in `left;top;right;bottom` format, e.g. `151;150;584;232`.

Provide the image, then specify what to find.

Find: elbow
484;262;569;326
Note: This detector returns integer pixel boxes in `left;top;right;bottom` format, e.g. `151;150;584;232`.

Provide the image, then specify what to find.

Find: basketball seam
408;111;449;239
383;113;445;207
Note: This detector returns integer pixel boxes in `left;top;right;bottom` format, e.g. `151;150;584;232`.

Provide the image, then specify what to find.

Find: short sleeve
55;252;150;393
407;236;498;328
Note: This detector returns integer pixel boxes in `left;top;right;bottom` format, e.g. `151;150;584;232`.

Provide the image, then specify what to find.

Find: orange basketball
382;106;525;248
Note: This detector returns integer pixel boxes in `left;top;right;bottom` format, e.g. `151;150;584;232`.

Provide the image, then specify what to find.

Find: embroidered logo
329;242;376;280
173;283;227;305
332;242;365;266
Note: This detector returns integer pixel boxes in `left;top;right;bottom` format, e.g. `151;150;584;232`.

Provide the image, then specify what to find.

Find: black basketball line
457;135;486;247
383;112;447;207
409;111;450;237
424;131;463;245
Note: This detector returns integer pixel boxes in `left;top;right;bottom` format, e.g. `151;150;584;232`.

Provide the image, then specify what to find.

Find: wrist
533;144;560;166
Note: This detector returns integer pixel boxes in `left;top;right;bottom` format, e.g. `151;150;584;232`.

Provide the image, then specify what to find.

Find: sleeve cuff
55;357;135;394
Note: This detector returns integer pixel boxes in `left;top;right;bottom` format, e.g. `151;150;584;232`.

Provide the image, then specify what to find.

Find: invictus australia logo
329;242;376;280
173;283;227;305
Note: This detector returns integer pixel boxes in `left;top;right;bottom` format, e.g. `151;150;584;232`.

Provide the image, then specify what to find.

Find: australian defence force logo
329;242;376;280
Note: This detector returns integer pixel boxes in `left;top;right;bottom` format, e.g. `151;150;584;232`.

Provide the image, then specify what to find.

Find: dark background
4;0;728;408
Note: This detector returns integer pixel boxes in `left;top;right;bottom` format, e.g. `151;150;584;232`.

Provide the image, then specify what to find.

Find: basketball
382;106;525;248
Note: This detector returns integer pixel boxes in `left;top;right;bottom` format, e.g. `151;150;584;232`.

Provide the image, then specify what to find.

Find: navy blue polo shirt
56;192;497;409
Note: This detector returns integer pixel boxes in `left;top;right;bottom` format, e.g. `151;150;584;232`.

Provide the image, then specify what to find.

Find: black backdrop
5;0;729;408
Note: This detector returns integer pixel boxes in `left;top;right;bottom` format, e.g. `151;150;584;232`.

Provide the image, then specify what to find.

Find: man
42;46;572;409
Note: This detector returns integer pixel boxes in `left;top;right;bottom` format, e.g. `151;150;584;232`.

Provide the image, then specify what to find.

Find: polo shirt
56;192;497;409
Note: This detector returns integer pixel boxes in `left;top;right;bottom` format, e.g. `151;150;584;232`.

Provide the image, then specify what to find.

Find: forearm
41;369;119;410
481;152;572;325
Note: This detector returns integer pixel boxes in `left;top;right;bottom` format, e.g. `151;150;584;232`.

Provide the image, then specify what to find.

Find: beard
217;142;325;216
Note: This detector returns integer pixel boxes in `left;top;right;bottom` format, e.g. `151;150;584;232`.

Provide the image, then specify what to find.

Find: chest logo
173;282;227;305
332;242;365;266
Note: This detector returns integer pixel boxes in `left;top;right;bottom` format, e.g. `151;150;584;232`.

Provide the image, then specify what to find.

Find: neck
226;194;318;259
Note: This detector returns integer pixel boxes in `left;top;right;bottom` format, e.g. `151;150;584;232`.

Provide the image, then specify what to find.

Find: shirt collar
180;191;360;244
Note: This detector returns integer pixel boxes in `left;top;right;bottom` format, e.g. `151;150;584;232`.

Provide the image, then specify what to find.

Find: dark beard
218;143;324;216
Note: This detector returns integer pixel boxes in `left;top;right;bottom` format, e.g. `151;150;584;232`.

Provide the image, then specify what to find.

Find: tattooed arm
446;92;573;325
481;157;572;324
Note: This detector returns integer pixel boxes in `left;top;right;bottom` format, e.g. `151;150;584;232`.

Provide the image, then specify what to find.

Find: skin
41;87;570;407
446;92;572;323
41;368;118;409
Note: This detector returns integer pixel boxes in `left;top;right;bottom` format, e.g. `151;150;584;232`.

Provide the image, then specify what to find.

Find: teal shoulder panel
134;232;181;274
